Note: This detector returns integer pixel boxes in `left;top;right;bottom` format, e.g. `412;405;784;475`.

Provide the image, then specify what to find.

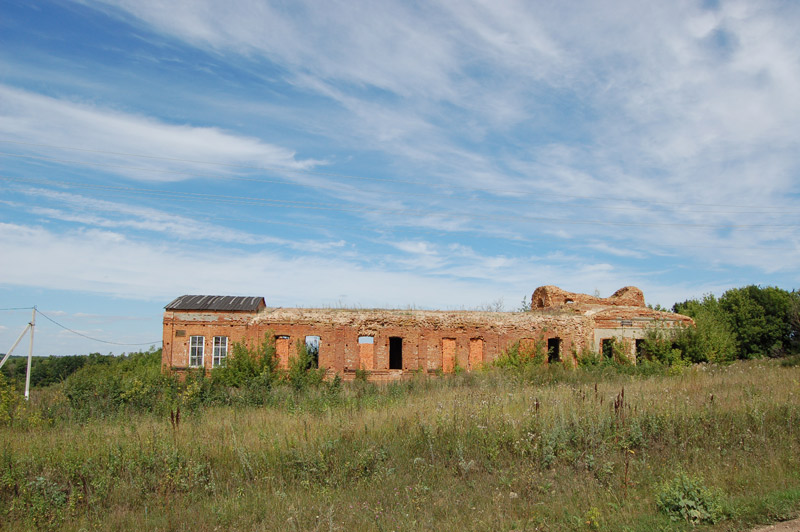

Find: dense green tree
673;294;737;363
1;354;107;388
29;355;88;387
675;286;799;360
720;285;797;358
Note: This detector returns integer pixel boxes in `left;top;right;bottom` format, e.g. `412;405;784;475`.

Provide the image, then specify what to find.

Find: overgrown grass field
2;357;800;531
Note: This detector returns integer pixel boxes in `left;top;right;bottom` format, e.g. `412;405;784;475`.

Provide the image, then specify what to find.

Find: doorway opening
547;337;561;363
601;338;615;359
389;337;403;370
635;339;646;360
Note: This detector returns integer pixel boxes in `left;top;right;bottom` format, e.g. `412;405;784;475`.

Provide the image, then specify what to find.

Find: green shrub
640;327;683;366
610;337;634;365
656;472;725;525
0;374;23;426
61;348;172;418
576;347;602;367
212;334;278;388
672;296;737;364
494;339;546;370
25;475;68;530
180;367;223;408
780;354;800;368
287;340;326;391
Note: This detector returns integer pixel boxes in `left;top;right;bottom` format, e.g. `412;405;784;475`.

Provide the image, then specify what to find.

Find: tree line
671;285;799;362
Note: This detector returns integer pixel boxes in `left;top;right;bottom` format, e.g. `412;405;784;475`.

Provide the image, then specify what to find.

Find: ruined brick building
161;286;692;380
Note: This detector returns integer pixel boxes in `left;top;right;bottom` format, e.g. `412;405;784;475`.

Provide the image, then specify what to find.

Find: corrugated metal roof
165;295;265;311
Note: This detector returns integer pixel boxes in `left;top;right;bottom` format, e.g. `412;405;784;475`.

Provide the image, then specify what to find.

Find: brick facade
162;286;693;380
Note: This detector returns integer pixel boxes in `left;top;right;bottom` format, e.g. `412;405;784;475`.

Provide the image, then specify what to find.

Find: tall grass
1;360;799;530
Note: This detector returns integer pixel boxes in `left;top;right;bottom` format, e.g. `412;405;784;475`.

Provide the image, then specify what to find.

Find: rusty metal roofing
165;295;265;311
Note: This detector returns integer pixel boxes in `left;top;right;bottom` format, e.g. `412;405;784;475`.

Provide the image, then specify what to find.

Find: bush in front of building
211;334;278;389
493;339;547;370
287;340;326;391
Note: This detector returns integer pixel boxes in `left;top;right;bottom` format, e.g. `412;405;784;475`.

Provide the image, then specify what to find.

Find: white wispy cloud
0;220;702;308
586;243;647;260
5;4;800;286
18;186;335;248
0;84;321;182
91;0;800;203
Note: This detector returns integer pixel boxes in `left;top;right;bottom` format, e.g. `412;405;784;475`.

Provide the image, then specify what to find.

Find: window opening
358;336;374;370
189;336;204;367
213;336;228;367
389;337;403;370
304;335;320;368
601;338;615;359
547;337;561;363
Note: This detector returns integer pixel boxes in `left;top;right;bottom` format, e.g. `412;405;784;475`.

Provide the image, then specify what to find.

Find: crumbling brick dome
531;285;646;309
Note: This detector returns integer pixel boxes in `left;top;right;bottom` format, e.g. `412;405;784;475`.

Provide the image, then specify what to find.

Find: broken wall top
531;285;646;310
250;306;587;333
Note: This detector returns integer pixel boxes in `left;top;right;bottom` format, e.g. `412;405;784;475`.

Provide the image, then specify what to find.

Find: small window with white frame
190;336;205;367
213;336;228;367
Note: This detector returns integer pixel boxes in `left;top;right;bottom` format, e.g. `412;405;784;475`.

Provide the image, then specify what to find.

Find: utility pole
0;306;36;400
24;306;36;400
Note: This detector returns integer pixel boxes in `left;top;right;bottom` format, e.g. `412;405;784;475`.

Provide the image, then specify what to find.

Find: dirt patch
751;518;800;532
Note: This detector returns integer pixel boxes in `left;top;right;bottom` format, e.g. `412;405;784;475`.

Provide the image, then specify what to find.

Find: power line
1;139;793;210
3;174;798;231
0;307;35;311
34;309;162;346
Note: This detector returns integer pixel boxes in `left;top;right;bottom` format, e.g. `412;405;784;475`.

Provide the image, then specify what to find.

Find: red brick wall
162;302;691;380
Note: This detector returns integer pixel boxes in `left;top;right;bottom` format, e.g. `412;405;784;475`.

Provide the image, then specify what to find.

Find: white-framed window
213;336;228;367
190;336;205;367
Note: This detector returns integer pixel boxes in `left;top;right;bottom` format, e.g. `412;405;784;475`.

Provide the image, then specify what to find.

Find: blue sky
1;0;799;356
